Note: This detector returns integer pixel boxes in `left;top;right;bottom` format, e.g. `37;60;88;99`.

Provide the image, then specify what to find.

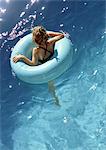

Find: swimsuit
38;43;54;64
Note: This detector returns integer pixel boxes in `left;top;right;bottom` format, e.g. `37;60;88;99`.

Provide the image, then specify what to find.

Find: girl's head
32;26;48;45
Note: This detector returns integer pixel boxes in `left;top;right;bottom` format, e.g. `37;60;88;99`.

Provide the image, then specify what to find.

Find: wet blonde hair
32;26;48;45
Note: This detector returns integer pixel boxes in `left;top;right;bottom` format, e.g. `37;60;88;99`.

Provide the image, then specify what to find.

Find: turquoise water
0;0;106;150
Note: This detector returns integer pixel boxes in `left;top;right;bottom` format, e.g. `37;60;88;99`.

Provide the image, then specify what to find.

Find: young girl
13;26;64;105
13;26;64;65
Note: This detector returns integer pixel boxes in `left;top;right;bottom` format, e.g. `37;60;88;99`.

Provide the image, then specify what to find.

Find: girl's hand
13;54;24;63
60;30;70;38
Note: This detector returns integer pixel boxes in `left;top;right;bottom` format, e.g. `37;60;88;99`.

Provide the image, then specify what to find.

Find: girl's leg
48;80;60;106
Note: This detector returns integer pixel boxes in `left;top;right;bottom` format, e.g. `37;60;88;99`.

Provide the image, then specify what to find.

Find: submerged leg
48;80;60;106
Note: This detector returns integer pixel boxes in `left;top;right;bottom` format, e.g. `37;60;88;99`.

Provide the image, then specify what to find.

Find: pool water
0;0;106;150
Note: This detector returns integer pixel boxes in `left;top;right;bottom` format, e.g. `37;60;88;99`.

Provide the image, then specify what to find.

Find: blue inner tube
10;33;73;84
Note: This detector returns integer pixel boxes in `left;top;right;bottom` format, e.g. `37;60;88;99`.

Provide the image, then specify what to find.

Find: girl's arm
13;48;38;66
21;48;38;66
23;49;38;66
48;34;64;44
47;31;63;37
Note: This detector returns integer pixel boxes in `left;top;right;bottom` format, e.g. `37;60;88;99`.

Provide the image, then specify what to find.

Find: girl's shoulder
33;47;40;53
47;40;54;47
